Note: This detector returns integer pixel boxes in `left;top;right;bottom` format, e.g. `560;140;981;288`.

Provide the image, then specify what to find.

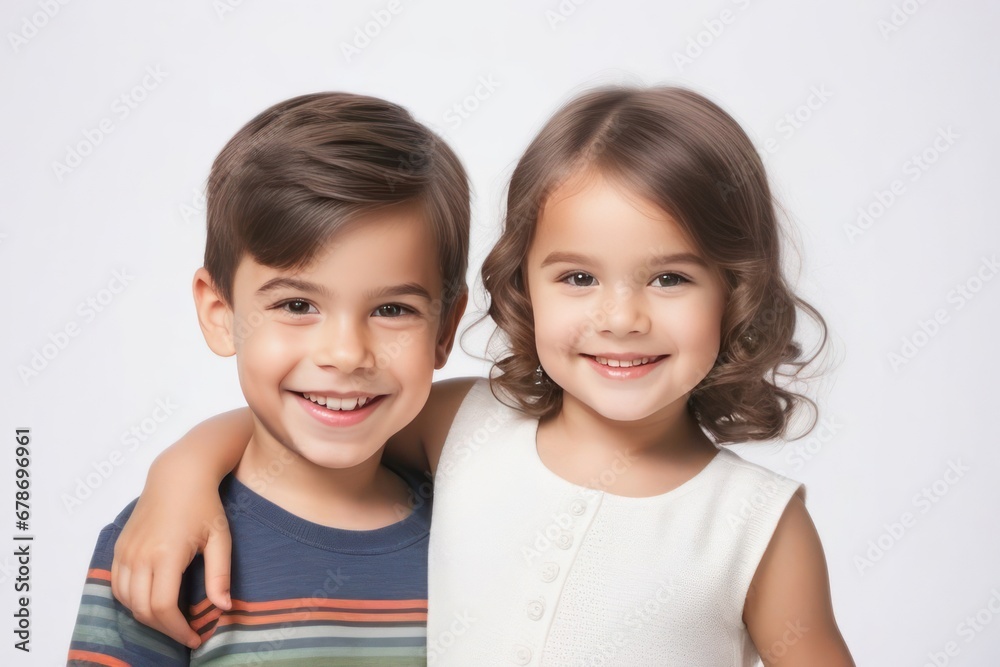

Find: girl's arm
111;408;253;648
743;492;856;666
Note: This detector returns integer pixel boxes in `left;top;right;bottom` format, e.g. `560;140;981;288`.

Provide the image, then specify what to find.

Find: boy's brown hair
205;92;469;316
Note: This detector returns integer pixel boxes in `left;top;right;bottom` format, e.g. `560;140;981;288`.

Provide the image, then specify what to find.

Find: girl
112;86;854;665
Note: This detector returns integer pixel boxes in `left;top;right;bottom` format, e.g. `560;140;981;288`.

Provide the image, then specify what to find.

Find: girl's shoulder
704;448;807;521
713;448;805;496
411;377;482;473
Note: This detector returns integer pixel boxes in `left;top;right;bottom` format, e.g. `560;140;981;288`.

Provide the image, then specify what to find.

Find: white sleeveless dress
427;379;804;666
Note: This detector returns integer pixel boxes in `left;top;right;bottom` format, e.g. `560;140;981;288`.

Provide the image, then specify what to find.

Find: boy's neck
233;426;413;531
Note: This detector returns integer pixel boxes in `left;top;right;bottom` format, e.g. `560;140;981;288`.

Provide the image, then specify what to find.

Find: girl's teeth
594;356;654;368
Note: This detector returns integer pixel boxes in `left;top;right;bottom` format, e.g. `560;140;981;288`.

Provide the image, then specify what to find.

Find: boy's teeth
302;394;371;411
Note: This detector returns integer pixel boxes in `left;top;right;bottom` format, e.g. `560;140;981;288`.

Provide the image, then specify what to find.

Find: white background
2;0;999;664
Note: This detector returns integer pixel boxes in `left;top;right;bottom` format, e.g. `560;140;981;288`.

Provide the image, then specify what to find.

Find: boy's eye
373;304;413;318
278;299;317;315
651;273;689;288
562;272;597;287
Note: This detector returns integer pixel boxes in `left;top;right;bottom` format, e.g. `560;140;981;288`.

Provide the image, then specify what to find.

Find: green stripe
205;623;425;649
194;645;425;666
72;599;186;661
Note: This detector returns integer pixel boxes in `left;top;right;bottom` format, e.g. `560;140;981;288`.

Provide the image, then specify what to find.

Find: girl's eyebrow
540;251;709;268
256;277;433;302
540;251;596;268
648;252;709;268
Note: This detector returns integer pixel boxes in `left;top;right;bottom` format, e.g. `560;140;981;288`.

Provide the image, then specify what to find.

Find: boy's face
209;207;453;470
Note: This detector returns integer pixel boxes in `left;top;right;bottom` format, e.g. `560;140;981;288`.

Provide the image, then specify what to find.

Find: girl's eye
562;272;597;287
373;304;413;318
278;299;317;315
651;273;690;288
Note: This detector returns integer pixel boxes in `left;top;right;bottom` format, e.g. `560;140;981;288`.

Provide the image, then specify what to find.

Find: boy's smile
202;205;449;476
296;391;386;427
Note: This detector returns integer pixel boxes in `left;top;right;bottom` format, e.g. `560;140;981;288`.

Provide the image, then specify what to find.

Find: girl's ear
434;288;468;369
192;267;236;357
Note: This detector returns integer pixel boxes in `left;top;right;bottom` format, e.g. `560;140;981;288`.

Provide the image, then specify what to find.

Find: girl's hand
109;408;254;647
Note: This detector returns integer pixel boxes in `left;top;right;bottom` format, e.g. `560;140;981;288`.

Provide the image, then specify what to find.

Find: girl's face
526;169;727;424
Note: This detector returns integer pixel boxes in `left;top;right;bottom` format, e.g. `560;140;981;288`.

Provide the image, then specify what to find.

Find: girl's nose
603;287;651;337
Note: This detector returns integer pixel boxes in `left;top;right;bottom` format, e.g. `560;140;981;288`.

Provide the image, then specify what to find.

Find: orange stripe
215;610;428;627
191;607;223;633
188;596;426;620
191;606;427;633
86;569;112;582
67;649;130;667
190;596;214;616
202;597;426;612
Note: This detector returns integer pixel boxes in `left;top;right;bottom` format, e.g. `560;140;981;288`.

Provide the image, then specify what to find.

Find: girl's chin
574;399;662;424
562;388;687;424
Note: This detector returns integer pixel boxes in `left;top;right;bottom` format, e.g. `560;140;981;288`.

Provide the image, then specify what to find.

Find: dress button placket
513;645;532;665
555;531;573;550
523;491;601;664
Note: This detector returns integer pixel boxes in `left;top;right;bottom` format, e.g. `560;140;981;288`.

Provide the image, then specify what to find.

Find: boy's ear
192;267;236;357
434;288;468;369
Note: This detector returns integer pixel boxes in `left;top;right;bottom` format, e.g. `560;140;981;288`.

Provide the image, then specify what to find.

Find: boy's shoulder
103;496;141;533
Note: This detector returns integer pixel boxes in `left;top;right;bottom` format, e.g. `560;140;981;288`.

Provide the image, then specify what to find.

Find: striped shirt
68;469;431;666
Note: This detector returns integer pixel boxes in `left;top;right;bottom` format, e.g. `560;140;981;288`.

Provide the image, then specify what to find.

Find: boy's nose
310;316;374;373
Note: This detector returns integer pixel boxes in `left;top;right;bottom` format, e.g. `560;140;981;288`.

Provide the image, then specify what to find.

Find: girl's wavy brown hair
481;86;827;444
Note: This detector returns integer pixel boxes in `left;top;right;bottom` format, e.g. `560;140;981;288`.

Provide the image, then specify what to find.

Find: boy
67;92;469;665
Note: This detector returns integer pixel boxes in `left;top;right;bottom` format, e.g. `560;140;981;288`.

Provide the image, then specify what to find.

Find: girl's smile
583;352;668;379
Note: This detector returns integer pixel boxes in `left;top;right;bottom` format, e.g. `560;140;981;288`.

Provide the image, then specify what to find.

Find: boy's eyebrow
540;251;708;268
365;283;434;301
256;277;332;298
256;277;433;301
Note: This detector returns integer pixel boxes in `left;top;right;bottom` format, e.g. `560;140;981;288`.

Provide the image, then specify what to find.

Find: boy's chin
288;440;385;471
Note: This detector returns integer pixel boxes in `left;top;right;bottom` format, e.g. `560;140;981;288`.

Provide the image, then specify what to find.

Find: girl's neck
553;390;710;455
535;391;718;497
